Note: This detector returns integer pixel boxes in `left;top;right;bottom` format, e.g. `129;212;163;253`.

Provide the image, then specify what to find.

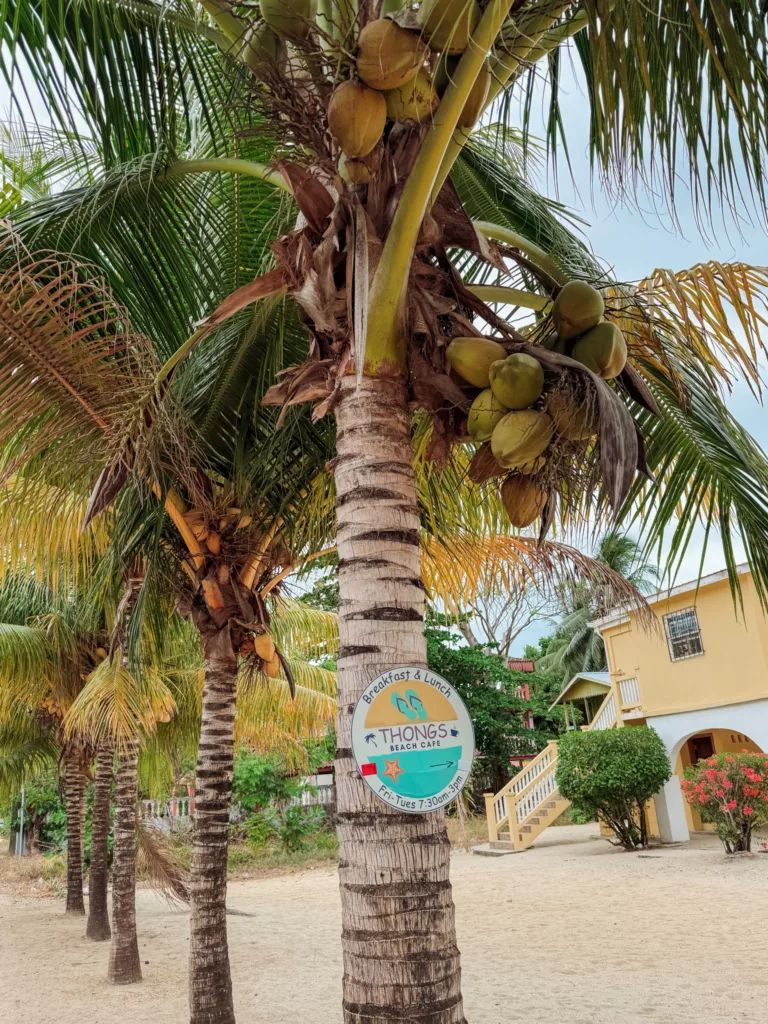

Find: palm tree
540;531;657;682
5;4;768;1020
0;573;107;915
87;740;114;941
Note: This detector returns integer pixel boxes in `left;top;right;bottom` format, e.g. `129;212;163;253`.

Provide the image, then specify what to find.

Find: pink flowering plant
682;751;768;853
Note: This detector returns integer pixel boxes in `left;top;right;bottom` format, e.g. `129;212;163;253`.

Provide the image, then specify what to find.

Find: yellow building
484;563;768;849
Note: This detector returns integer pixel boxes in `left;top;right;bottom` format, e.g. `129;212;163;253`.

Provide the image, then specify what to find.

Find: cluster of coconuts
447;281;628;529
241;630;282;678
244;0;488;184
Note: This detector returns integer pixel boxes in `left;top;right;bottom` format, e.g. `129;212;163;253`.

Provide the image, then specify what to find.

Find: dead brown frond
135;813;189;906
0;224;157;480
423;531;656;633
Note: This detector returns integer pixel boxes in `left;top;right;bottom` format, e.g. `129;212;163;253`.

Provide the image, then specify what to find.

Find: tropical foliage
557;726;672;850
540;531;658;682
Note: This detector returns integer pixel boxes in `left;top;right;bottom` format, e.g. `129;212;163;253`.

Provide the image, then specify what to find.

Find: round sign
351;666;475;814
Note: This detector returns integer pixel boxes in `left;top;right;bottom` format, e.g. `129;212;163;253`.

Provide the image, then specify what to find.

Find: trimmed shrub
556;726;671;850
682;750;768;853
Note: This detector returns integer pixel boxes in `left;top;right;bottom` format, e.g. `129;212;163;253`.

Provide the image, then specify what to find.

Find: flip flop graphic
391;691;418;720
405;689;428;721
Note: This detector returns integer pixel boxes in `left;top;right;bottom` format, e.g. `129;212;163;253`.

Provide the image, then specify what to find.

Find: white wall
647;698;768;765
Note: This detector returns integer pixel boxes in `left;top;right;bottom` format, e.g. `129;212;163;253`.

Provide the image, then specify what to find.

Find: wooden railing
483;684;626;846
587;690;617;731
619;676;641;708
484;740;559;845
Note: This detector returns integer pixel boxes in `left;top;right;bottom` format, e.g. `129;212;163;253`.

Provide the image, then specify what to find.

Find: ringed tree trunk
7;798;19;855
64;745;87;915
188;628;238;1024
29;815;43;854
333;376;465;1024
108;738;142;984
87;741;114;941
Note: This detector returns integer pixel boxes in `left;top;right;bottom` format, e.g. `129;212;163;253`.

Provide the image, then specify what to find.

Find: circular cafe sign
351;666;475;813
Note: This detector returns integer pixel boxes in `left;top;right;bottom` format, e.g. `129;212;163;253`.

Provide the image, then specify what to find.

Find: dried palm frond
422;532;655;632
135;814;189;906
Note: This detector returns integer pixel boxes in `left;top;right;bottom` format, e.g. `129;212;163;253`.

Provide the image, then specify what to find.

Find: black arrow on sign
430;760;455;769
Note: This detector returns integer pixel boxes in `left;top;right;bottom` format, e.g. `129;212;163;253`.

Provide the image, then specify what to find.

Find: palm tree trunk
188;640;237;1024
108;739;142;984
333;376;466;1024
87;741;113;941
64;746;86;915
7;798;18;854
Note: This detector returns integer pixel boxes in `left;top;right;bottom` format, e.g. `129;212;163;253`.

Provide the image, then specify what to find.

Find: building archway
647;699;768;842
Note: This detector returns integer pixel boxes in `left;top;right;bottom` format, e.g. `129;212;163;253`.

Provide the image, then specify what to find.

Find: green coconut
491;409;553;470
446;337;507;388
356;19;428;91
260;0;317;41
384;69;439;123
488;353;544;410
500;476;548;528
417;0;480;54
552;280;605;342
571;321;627;379
241;21;286;74
468;388;508;442
545;390;596;440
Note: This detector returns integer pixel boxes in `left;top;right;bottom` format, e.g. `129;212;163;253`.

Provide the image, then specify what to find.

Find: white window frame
663;607;704;662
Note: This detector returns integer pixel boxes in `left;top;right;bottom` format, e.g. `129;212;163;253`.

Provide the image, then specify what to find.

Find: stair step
474;843;524;857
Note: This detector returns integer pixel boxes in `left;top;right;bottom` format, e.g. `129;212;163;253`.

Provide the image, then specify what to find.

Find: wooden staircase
484;741;570;851
484;689;619;851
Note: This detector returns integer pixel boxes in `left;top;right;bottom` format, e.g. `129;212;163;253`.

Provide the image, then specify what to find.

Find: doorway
687;734;715;764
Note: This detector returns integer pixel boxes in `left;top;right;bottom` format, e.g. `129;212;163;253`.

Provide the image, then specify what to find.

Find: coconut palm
4;4;768;1021
0;573;108;917
540;531;658;682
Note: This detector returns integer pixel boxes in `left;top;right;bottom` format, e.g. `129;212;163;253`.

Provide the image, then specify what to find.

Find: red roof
507;659;536;673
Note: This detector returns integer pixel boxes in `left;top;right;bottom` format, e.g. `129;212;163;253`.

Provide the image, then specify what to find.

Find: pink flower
727;800;738;810
744;806;754;815
715;789;724;797
698;794;707;803
726;755;734;763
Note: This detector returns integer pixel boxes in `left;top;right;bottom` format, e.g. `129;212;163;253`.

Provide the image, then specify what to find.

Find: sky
501;58;768;655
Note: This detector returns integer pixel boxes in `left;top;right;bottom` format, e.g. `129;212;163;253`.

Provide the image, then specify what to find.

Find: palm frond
65;652;176;748
518;0;768;218
136;813;189;905
422;532;653;630
0;622;52;715
0;727;58;799
0;0;242;166
235;660;336;760
270;597;338;661
0;227;156;480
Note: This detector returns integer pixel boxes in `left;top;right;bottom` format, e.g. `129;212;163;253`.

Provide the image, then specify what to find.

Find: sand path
1;825;766;1023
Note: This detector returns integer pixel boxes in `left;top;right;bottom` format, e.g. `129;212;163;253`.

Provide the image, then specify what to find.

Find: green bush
556;727;671;850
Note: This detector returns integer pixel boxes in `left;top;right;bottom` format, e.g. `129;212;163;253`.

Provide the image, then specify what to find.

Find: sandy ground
2;824;767;1024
